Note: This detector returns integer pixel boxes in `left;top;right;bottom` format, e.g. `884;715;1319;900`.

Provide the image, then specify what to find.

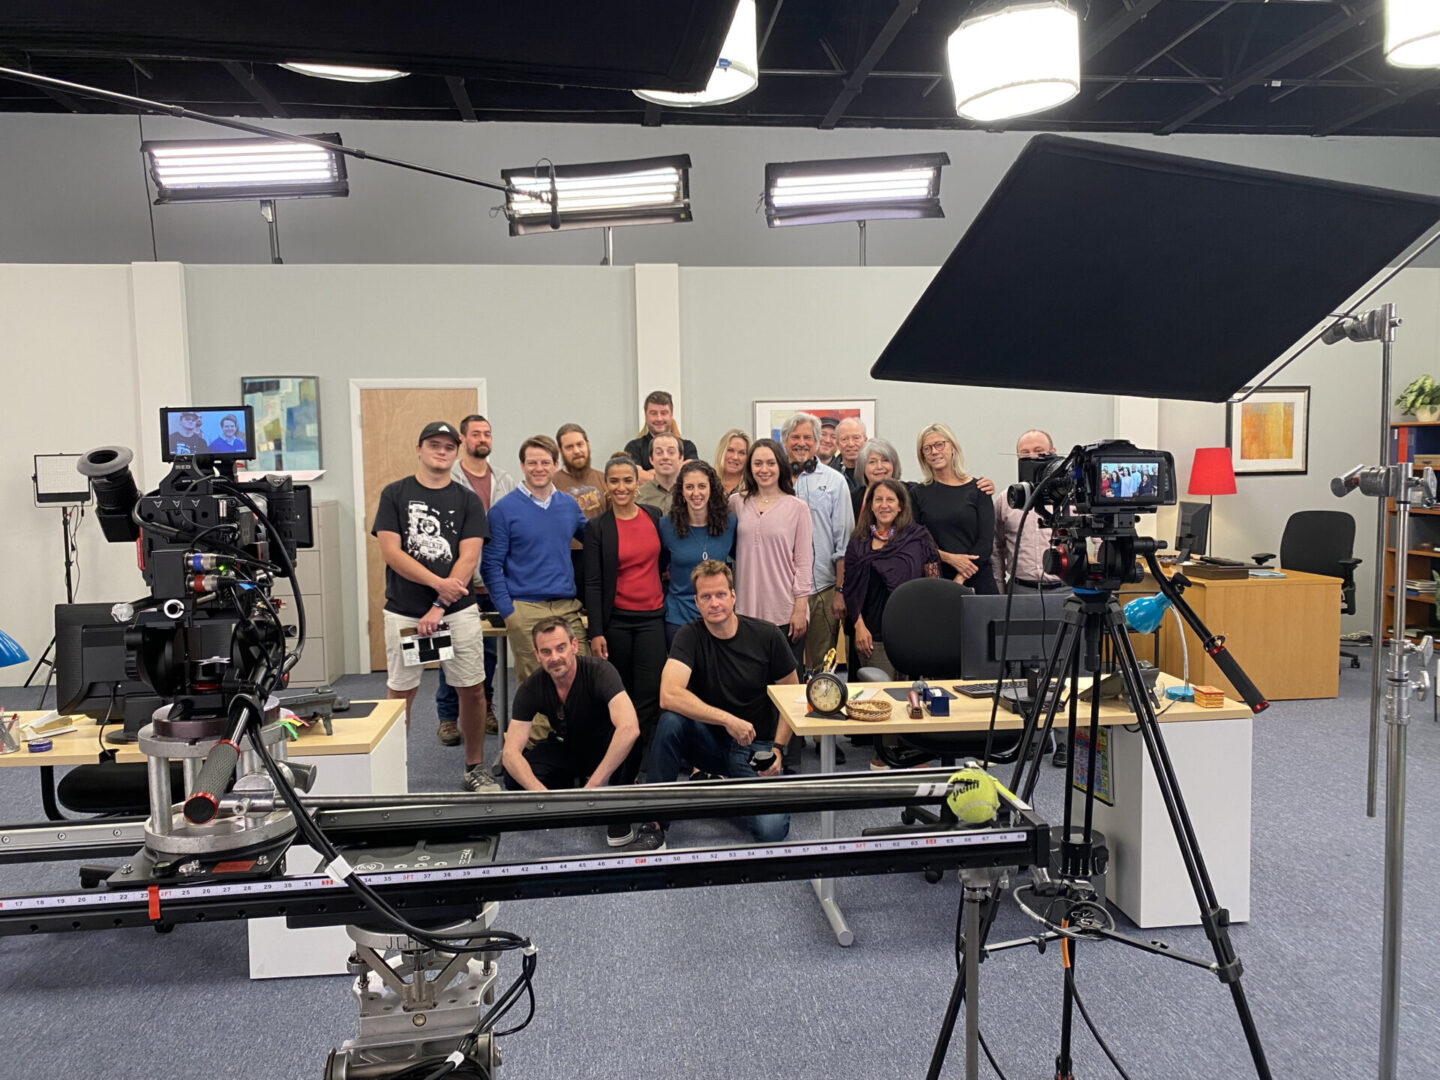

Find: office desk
1121;568;1341;700
0;701;407;978
769;677;1254;938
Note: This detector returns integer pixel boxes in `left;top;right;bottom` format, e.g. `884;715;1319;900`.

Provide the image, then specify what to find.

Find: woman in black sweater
909;422;997;594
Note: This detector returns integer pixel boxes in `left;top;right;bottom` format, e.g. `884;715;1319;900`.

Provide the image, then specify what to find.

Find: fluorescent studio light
279;62;409;83
635;0;758;107
141;135;349;204
501;155;692;235
1385;0;1440;68
764;153;949;227
948;1;1080;122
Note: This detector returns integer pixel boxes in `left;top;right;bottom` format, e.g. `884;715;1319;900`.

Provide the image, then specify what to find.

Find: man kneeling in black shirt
634;560;799;852
501;616;642;846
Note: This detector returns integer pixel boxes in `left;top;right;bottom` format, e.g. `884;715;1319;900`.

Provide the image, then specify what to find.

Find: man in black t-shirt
636;560;799;851
501;617;641;845
371;420;493;792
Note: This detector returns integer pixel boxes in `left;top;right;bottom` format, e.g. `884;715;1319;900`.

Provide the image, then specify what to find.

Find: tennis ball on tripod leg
947;768;1000;826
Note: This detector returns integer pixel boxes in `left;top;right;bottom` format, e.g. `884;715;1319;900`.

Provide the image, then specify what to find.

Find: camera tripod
927;542;1272;1080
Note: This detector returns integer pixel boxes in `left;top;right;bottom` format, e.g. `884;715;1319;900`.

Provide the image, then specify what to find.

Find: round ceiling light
280;62;410;83
635;0;758;108
948;1;1080;123
1385;0;1440;68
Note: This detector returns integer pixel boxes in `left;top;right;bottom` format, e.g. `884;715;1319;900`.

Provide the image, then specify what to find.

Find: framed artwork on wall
752;399;876;443
241;376;322;472
1226;385;1309;475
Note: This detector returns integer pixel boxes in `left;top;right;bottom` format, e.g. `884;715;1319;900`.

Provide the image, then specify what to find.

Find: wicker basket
844;698;893;722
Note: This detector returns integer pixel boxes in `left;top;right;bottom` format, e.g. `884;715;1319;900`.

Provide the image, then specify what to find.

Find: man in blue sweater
481;434;591;743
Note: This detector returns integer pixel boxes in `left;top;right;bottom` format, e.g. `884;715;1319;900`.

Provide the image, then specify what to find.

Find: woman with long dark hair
659;460;737;646
729;438;813;663
583;455;668;812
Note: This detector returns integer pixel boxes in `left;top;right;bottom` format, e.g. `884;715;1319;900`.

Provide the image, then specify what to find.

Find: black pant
968;559;999;595
778;621;806;676
502;735;608;790
605;608;668;784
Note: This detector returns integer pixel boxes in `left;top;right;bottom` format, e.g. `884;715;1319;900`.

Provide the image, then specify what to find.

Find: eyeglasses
921;441;951;455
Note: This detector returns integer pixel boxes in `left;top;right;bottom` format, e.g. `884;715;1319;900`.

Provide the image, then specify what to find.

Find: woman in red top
584;454;668;800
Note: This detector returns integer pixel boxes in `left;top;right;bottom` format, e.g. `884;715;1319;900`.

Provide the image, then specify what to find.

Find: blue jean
646;710;789;843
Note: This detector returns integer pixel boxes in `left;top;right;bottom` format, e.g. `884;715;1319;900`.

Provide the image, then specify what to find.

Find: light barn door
359;386;481;670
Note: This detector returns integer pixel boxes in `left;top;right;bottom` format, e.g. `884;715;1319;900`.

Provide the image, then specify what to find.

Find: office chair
51;760;186;819
1252;509;1362;669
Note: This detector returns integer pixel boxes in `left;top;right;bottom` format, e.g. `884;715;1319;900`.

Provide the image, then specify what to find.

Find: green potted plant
1396;375;1440;422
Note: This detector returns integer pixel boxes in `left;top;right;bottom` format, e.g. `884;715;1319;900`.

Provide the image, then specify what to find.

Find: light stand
25;454;90;692
1331;458;1437;1080
261;199;283;264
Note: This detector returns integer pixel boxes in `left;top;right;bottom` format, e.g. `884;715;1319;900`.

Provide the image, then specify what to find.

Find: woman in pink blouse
729;438;813;668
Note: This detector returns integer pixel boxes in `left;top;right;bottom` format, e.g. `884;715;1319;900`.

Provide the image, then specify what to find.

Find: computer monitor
1176;501;1210;558
54;603;163;743
958;592;1070;679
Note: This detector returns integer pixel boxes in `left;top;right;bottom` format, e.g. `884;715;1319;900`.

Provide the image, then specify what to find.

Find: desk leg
811;733;854;947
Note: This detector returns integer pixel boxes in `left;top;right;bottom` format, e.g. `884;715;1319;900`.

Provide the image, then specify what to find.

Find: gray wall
4;112;1440;266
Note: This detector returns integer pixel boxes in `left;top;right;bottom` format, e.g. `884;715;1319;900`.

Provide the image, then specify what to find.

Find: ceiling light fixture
501;155;692;235
141;134;349;203
948;1;1080;122
763;153;950;228
634;0;758;108
279;62;409;83
1384;0;1440;67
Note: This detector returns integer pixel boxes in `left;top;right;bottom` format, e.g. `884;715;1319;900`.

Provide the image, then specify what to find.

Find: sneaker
437;720;462;746
463;764;500;792
869;757;891;771
632;822;667;852
606;822;636;847
1051;745;1069;769
484;698;498;734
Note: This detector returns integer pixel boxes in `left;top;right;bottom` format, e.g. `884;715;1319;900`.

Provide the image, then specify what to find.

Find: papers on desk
1248;569;1286;579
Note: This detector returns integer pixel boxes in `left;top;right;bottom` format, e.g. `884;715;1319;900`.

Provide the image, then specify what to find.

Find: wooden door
360;387;482;670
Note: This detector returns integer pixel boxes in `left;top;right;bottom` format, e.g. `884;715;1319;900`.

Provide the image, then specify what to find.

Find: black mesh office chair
1252;509;1362;668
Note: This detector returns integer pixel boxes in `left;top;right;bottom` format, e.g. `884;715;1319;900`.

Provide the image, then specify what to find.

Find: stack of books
1403;577;1438;599
1192;685;1226;709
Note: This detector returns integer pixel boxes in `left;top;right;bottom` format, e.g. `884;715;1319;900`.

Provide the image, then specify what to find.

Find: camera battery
400;625;455;667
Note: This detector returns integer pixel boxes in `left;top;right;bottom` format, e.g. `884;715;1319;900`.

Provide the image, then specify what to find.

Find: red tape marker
147;885;161;921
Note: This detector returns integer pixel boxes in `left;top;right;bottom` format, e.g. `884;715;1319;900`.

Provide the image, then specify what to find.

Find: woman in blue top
658;460;737;646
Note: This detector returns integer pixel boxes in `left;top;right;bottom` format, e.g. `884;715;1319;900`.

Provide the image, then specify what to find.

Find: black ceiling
1;1;1439;137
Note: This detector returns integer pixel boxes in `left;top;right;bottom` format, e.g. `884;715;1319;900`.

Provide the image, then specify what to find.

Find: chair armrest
1339;556;1362;570
854;666;891;683
1252;552;1276;567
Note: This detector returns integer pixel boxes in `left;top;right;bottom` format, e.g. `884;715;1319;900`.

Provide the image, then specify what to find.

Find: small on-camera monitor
54;603;163;742
160;405;256;462
958;592;1069;680
1176;501;1210;558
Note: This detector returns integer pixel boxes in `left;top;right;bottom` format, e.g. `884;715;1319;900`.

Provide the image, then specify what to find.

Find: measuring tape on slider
0;827;1032;920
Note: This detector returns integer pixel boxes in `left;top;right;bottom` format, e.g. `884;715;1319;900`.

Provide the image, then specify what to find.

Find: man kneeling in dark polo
500;616;642;847
633;560;798;852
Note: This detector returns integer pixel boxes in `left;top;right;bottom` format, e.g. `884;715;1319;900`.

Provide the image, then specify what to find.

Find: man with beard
624;390;697;484
433;414;516;746
553;422;609;596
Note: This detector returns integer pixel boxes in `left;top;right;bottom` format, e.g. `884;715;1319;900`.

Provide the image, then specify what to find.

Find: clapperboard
399;625;455;667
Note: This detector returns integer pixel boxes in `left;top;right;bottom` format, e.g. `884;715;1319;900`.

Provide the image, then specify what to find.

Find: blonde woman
910;423;997;594
713;428;751;498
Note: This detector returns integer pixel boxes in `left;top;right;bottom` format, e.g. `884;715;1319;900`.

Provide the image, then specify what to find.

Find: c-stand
926;518;1273;1080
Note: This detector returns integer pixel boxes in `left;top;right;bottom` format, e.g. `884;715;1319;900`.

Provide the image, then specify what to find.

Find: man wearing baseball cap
371;421;495;791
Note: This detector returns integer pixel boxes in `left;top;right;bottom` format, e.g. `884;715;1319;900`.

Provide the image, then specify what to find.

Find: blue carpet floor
1;651;1436;1079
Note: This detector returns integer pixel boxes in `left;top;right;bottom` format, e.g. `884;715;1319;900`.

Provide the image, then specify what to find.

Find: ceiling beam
758;0;786;61
819;0;921;129
1269;39;1378;101
0;52;85;112
1083;0;1166;63
220;60;288;119
1095;2;1234;102
444;75;477;122
1313;73;1440;136
1155;1;1380;135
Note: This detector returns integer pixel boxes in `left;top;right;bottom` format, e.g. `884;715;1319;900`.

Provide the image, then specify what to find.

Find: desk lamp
1188;448;1237;554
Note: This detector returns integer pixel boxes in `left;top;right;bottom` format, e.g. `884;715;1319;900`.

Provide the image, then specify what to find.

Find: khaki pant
506;598;589;744
852;639;899;680
805;586;841;671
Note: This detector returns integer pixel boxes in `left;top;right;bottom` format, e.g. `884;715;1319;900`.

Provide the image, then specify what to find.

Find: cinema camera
76;405;313;878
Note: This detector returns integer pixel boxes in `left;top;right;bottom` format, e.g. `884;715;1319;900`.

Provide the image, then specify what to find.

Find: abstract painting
753;399;876;443
241;376;321;471
1226;385;1309;475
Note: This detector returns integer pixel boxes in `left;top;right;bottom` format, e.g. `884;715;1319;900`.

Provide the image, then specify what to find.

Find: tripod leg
925;886;1002;1080
1103;617;1273;1080
1013;615;1084;805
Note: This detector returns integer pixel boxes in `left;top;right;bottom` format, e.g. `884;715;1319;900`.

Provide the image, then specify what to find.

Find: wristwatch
431;601;445;610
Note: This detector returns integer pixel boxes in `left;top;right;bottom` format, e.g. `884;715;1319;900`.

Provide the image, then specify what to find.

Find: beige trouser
506;598;590;745
805;586;841;671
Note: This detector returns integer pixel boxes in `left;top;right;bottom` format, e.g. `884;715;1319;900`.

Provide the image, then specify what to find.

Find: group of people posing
370;391;1063;851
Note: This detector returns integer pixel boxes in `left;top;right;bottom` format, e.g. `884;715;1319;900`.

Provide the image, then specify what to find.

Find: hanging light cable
948;1;1080;123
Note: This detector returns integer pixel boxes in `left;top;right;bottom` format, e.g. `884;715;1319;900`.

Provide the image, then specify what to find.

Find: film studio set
4;3;1440;1078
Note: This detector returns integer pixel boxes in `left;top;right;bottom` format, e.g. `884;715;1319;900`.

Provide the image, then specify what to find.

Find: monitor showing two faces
160;405;256;462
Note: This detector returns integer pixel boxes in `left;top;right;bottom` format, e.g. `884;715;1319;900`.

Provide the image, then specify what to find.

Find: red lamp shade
1189;447;1237;496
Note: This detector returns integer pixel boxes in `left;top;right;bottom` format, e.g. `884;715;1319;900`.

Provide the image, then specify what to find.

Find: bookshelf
1385;421;1440;640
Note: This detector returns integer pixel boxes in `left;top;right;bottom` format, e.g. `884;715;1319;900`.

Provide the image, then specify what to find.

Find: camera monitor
160;405;256;462
1090;453;1174;508
959;592;1071;680
54;603;164;743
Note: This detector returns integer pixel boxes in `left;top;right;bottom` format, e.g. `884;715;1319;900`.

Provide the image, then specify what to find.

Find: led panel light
279;62;409;83
764;153;949;228
142;134;349;204
635;0;758;107
948;1;1080;122
1385;0;1440;67
501;155;692;235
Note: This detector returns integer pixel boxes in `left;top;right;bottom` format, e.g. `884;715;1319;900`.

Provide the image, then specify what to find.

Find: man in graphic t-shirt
169;411;206;456
371;420;493;791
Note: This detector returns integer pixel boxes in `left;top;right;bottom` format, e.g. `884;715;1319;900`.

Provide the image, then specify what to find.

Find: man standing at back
833;417;867;491
992;428;1065;592
482;435;591;730
371;421;493;791
554;422;609;596
624;390;698;484
637;432;683;515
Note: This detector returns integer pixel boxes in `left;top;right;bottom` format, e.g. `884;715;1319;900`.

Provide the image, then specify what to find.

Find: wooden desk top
769;675;1251;737
1139;565;1341;590
0;700;406;768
